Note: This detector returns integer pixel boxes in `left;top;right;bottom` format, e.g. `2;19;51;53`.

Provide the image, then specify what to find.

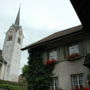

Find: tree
23;49;55;90
22;65;29;81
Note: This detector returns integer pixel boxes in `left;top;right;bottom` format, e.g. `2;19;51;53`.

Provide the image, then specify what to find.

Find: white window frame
48;50;58;60
71;74;84;89
50;77;58;90
68;43;80;56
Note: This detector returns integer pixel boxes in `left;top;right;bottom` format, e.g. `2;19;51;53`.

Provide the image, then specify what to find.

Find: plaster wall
2;26;23;82
53;58;90;90
43;39;90;90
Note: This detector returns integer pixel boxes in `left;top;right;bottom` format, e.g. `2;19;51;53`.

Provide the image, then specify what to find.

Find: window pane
69;44;79;55
50;77;58;89
78;74;83;86
71;75;78;88
71;74;83;89
49;50;57;60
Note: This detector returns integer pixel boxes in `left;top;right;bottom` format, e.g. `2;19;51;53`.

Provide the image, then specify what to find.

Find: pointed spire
15;5;20;26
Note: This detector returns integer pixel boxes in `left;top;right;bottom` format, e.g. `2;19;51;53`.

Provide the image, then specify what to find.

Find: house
22;25;90;90
70;0;90;30
0;50;7;80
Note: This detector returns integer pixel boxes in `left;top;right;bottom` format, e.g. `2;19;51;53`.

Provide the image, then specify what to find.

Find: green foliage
0;80;24;85
0;80;26;90
22;65;29;80
0;84;26;90
23;49;55;90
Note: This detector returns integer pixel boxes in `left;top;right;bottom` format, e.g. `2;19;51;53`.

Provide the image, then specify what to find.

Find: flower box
84;88;90;90
66;53;80;60
72;87;90;90
45;59;57;65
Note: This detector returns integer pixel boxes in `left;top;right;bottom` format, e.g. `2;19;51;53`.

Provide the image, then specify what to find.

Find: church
0;8;24;82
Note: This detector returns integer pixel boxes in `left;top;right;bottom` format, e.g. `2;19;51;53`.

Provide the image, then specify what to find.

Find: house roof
22;25;83;50
70;0;90;30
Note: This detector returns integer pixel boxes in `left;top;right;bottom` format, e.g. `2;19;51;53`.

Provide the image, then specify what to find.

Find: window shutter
79;41;86;56
63;46;68;59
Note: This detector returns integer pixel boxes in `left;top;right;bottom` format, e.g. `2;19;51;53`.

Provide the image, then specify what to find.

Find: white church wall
2;8;24;82
8;30;23;82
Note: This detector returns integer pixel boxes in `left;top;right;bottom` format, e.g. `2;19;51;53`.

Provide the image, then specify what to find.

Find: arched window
7;35;12;41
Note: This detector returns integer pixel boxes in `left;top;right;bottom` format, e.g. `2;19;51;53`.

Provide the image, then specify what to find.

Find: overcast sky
0;0;81;74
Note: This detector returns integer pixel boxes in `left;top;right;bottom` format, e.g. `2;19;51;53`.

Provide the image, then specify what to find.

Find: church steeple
15;7;20;26
2;4;24;82
12;6;21;30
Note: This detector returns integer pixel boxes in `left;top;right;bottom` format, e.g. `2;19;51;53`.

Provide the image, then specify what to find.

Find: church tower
2;7;24;82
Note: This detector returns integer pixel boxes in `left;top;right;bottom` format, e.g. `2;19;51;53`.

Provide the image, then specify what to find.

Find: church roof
70;0;90;30
12;7;21;30
15;7;20;26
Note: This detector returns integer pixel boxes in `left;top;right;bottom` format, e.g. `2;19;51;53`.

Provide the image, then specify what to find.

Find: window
7;35;12;41
45;50;58;65
71;74;84;89
17;37;21;44
67;43;80;59
50;77;58;90
87;74;90;87
48;50;57;60
68;44;79;55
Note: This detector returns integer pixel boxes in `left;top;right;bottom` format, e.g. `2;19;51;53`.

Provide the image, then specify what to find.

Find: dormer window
7;35;12;41
17;37;21;44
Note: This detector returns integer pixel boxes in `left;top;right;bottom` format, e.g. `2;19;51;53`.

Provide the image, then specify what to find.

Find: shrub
0;83;26;90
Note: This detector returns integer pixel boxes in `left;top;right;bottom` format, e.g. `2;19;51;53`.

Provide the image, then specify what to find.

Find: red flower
71;87;90;90
84;87;90;90
66;53;80;60
45;59;57;65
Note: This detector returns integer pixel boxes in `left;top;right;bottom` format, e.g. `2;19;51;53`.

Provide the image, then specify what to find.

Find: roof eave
21;29;84;51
